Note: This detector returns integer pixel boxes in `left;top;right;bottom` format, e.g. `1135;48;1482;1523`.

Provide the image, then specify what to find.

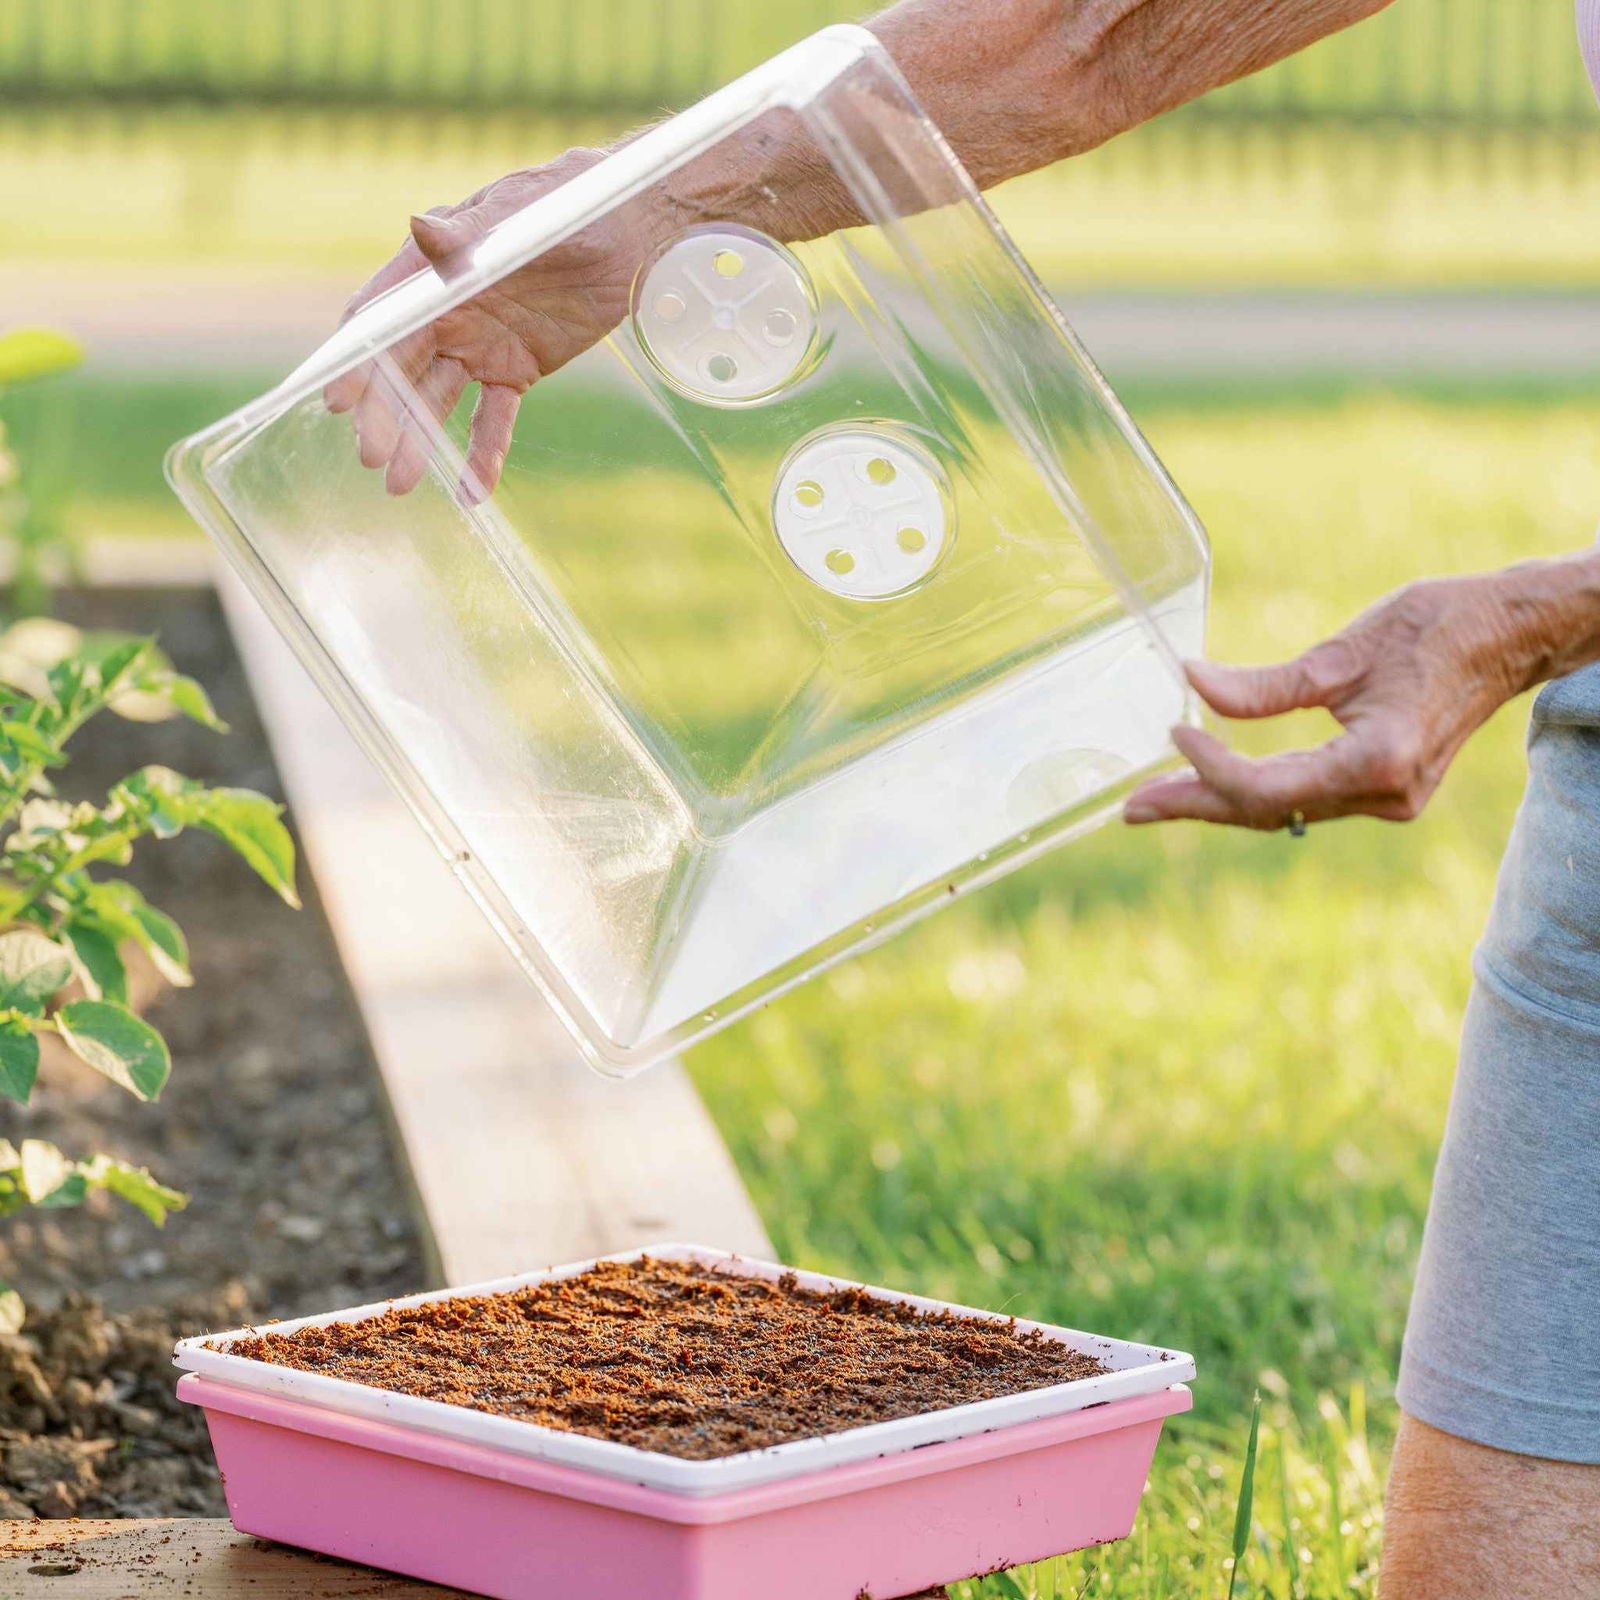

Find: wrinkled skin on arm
331;0;1395;498
326;120;850;497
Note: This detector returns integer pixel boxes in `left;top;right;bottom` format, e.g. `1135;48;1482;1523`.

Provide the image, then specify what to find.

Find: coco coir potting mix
223;1256;1109;1459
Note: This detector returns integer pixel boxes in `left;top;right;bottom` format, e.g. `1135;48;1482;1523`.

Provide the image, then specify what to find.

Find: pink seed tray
174;1246;1195;1600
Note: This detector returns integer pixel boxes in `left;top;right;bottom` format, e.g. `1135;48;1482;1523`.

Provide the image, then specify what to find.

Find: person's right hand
325;147;646;500
1122;552;1600;831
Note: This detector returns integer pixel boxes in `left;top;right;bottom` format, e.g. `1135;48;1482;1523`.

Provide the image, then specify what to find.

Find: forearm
658;0;1394;245
373;0;1403;493
1480;544;1600;697
873;0;1392;185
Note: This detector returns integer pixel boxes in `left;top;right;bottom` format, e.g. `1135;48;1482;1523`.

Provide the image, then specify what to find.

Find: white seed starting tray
174;1244;1195;1497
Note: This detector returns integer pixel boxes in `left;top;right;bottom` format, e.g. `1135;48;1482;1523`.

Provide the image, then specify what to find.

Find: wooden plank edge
211;556;773;1279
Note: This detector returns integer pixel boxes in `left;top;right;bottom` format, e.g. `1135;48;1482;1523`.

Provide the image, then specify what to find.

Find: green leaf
128;904;189;987
113;765;198;839
0;328;83;388
0;1020;39;1104
18;1137;70;1202
92;636;156;695
87;1158;186;1226
35;1171;88;1209
0;928;74;1008
989;1574;1029;1600
83;882;190;986
106;773;298;907
160;674;228;733
0;720;64;772
111;665;227;734
196;788;299;907
1226;1390;1263;1600
75;631;153;669
64;921;128;1005
43;657;92;717
0;1283;23;1336
57;1000;171;1101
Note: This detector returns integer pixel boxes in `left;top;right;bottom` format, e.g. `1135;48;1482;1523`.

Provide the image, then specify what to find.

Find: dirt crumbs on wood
228;1258;1108;1459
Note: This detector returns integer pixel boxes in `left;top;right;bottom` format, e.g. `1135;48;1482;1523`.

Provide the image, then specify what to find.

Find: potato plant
0;328;297;1336
0;623;298;1335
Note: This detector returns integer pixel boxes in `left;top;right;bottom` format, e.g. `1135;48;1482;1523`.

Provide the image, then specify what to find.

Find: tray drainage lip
174;1243;1196;1499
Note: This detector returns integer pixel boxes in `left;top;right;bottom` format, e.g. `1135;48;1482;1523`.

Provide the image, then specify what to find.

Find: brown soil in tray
227;1256;1109;1459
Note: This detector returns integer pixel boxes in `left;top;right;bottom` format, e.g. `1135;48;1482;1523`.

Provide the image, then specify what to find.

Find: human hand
1124;555;1600;830
325;148;644;500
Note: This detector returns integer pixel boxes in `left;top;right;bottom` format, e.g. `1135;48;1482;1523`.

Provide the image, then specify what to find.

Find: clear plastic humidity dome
168;26;1210;1075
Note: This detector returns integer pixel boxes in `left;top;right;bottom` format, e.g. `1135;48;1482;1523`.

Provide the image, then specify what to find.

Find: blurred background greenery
3;1;1599;1593
0;0;1596;279
0;0;1595;282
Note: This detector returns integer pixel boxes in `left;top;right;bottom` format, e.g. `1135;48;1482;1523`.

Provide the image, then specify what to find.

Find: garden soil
0;587;428;1518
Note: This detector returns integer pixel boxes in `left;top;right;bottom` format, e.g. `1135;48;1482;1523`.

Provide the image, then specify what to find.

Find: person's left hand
324;126;853;501
1122;569;1556;831
325;148;642;500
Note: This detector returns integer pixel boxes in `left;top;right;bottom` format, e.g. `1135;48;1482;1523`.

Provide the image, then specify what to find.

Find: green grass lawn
6;372;1599;1594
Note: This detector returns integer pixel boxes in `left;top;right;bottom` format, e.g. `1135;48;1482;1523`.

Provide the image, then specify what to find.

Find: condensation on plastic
166;26;1210;1075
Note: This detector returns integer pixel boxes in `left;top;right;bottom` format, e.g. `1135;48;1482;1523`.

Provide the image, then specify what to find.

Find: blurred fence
0;0;1594;130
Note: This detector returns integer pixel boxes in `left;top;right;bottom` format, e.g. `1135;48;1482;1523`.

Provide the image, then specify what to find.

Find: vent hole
865;456;897;486
794;480;825;508
712;249;744;278
897;526;927;554
825;549;856;576
706;353;738;384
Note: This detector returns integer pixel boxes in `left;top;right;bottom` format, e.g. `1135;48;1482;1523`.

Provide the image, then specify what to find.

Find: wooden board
1;1520;952;1597
0;1520;469;1597
213;562;773;1282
